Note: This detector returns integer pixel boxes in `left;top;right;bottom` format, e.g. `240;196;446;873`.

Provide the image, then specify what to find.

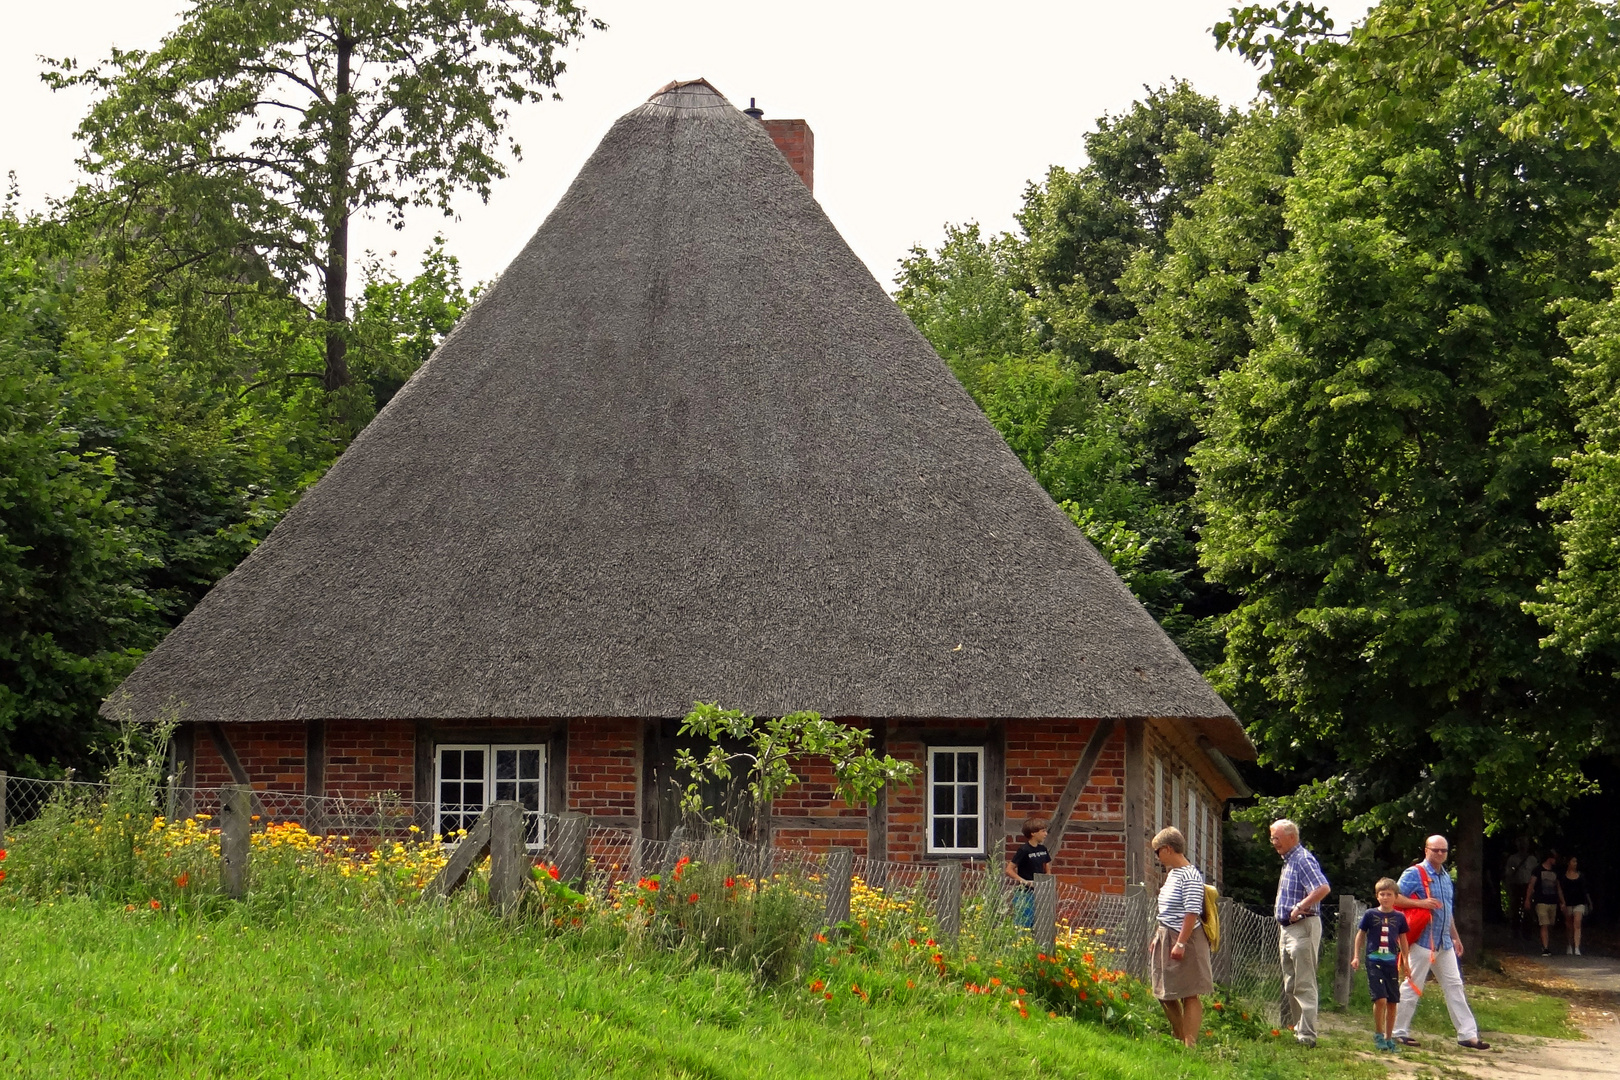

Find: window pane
957;786;978;815
495;750;517;781
464;750;485;781
933;817;955;849
495;781;516;803
441;752;462;781
957;818;978;849
956;753;979;783
519;782;540;812
463;780;483;806
524;814;541;846
440;782;459;807
933;784;955;815
934;752;954;782
519;749;541;778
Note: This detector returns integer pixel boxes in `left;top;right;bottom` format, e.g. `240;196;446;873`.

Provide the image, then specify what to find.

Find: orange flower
1212;1001;1223;1011
0;848;8;861
174;872;190;889
989;977;1001;986
149;899;161;910
906;980;915;989
1270;1029;1281;1037
0;869;6;884
810;980;825;992
125;904;135;912
687;892;699;903
724;876;736;889
816;933;828;944
823;992;833;1000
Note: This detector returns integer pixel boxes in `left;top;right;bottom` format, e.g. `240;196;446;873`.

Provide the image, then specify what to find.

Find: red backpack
1403;863;1435;944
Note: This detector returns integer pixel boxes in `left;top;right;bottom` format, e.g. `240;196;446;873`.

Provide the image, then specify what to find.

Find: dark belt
1278;912;1319;926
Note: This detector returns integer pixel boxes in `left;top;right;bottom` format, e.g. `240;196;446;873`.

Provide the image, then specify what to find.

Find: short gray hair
1271;819;1300;839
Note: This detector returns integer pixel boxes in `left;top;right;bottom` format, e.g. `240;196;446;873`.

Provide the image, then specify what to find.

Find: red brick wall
190;723;306;792
763;118;814;192
1005;719;1127;894
566;718;638;822
771;736;873;855
884;718;995;865
324;720;414;798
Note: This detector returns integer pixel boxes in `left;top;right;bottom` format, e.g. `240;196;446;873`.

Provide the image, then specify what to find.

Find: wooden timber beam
1045;718;1118;862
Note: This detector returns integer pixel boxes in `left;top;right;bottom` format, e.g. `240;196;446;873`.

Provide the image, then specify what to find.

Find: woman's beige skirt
1150;923;1213;1001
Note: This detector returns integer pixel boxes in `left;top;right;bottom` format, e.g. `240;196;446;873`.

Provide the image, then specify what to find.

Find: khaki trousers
1279;917;1322;1042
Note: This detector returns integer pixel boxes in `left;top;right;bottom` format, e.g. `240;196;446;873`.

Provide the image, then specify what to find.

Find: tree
47;0;597;405
895;85;1241;664
1193;67;1620;947
673;702;918;848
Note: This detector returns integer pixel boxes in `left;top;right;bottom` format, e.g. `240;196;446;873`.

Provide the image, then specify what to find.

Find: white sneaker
1575;947;1582;956
1567;946;1574;955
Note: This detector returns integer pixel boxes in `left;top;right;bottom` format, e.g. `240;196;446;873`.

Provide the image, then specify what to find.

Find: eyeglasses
1426;846;1449;854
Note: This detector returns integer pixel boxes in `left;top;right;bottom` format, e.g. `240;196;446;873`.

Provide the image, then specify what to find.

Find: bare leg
1572;910;1583;952
1158;997;1184;1042
1181;996;1203;1047
1540;917;1551;951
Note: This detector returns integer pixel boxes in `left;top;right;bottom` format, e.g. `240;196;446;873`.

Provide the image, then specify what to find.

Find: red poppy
687;892;700;904
823;992;833;1000
174;872;190;888
0;870;6;884
723;876;736;889
149;899;161;911
0;849;8;861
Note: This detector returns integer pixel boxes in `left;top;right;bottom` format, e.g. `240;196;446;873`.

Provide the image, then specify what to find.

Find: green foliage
895;85;1243;666
673;702;918;839
1218;1;1620;147
1195;68;1620;841
1533;221;1620;668
45;0;595;394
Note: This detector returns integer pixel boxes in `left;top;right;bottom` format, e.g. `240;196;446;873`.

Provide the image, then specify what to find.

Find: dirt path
1325;953;1620;1079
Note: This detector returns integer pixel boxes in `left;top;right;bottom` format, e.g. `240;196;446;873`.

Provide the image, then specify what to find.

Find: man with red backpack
1390;835;1490;1051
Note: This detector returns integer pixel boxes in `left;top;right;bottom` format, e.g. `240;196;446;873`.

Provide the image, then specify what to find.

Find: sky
0;1;1345;289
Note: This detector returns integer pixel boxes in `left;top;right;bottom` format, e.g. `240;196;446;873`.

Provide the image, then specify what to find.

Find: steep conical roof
108;79;1247;755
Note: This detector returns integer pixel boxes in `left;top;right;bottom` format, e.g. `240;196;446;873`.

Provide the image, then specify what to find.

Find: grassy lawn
0;899;1399;1080
1320;951;1579;1043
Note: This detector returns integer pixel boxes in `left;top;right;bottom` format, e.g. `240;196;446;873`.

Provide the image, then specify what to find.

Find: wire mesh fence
1;772;1286;1006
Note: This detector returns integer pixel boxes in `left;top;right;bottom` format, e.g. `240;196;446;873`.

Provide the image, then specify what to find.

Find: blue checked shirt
1398;861;1453;951
1274;843;1330;925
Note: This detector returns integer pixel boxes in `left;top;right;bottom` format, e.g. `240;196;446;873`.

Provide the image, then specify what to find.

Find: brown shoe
1458;1039;1491;1051
1395;1036;1421;1047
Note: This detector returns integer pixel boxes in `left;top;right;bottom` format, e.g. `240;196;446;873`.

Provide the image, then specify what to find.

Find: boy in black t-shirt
1351;878;1411;1052
1005;816;1051;928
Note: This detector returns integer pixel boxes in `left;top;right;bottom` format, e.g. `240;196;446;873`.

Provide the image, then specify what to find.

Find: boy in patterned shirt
1351;878;1411;1052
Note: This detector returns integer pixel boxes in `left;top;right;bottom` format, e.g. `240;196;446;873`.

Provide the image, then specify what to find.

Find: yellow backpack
1202;884;1222;953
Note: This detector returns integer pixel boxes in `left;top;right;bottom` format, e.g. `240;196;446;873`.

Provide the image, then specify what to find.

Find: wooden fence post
1334;894;1360;1009
1033;875;1058;954
0;771;8;837
164;774;177;823
659;826;687;884
935;861;962;944
824;847;853;928
1123;882;1150;978
488;800;527;913
220;785;252;900
555;811;589;883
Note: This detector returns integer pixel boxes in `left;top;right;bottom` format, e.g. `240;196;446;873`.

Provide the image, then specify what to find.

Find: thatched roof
108;79;1249;758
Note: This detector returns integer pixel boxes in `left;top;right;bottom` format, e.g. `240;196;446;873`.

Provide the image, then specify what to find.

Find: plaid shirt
1274;843;1330;924
1398;861;1453;950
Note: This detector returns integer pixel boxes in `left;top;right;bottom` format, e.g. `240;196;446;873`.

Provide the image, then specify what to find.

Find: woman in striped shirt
1150;826;1214;1046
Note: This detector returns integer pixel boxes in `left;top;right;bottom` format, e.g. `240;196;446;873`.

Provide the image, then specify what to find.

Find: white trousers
1278;917;1322;1041
1393;945;1478;1042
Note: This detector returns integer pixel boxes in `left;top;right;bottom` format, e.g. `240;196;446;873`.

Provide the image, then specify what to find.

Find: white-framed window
1154;757;1164;834
927;746;984;854
436;744;547;850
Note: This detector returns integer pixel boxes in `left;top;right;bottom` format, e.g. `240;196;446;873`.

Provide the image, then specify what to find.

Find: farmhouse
106;79;1253;894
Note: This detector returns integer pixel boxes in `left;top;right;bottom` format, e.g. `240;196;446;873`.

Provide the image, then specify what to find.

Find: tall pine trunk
1455;794;1485;966
323;26;354;392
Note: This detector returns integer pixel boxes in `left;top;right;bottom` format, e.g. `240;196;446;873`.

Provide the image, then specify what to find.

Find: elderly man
1271;819;1331;1048
1393;835;1490;1050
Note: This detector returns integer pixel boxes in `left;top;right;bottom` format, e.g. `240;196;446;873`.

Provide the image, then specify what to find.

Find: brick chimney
744;99;814;193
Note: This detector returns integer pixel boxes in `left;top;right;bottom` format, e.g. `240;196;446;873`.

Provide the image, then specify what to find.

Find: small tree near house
673;702;918;846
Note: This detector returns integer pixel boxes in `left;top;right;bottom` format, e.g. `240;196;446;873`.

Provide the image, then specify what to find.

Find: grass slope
0;899;1543;1080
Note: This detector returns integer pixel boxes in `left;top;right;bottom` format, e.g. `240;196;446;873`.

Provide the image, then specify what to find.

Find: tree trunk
1454;793;1485;967
323;27;354;392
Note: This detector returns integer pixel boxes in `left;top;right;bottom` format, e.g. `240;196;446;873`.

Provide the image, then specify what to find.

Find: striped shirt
1158;864;1205;930
1274;843;1329;924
